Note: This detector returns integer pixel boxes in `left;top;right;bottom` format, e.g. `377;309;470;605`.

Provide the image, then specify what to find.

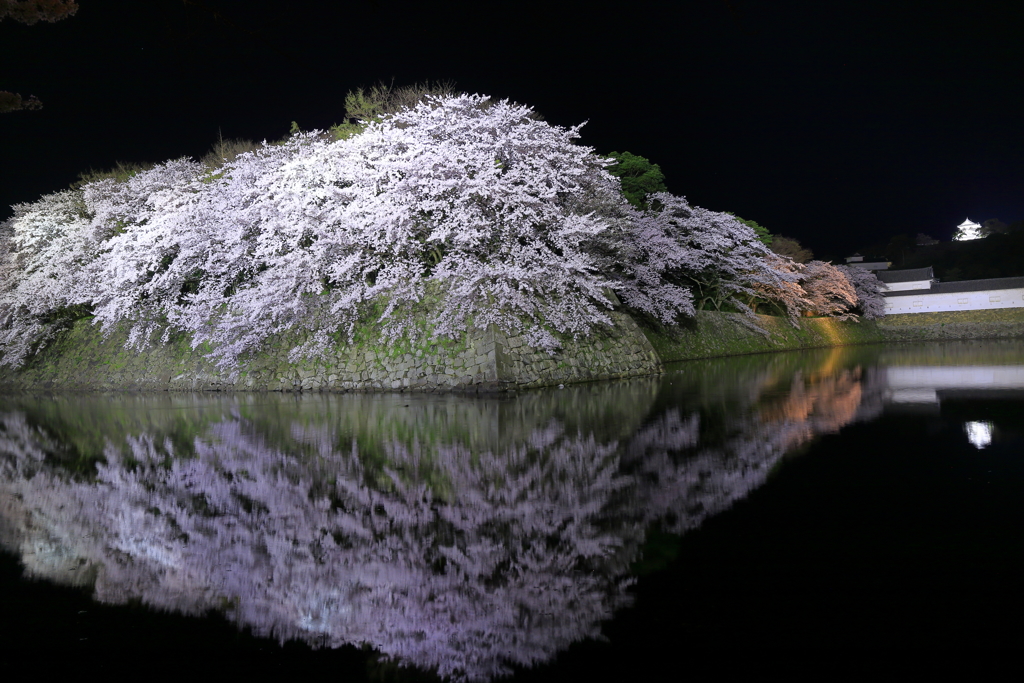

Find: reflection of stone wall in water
259;376;663;457
0;362;883;681
0;378;660;479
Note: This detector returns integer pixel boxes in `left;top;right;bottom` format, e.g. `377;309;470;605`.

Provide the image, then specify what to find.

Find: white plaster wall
884;287;1024;314
882;280;932;292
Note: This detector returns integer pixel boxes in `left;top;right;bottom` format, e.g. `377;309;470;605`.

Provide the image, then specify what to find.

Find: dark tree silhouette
0;0;77;24
0;0;78;112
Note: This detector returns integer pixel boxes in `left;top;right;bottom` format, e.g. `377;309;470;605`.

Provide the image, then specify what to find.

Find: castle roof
876;267;934;283
883;276;1024;297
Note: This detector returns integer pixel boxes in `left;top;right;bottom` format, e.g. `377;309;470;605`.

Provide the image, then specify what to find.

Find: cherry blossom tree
585;197;697;325
0;92;812;370
0;96;622;367
801;260;859;320
80;159;209;351
617;193;799;318
3;95;642;369
836;264;886;320
0;190;94;364
747;252;809;323
748;259;883;324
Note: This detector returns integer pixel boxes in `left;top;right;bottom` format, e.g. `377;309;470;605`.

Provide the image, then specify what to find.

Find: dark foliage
903;230;1024;281
605;151;667;210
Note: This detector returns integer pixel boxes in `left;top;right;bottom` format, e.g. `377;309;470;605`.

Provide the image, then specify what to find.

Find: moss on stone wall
494;311;660;387
876;307;1024;326
643;308;1024;364
3;307;1023;393
875;307;1024;342
0;307;661;393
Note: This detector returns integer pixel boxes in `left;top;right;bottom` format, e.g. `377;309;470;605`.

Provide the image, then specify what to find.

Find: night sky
2;0;1022;259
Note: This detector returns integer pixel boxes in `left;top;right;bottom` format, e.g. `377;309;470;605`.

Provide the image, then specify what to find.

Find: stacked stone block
1;310;663;393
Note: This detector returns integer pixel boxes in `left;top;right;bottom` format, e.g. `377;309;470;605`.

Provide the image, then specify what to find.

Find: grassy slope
641;312;886;363
643;308;1024;363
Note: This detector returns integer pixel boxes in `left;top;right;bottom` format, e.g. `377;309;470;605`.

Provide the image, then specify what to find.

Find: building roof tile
877;267;934;283
883;276;1024;297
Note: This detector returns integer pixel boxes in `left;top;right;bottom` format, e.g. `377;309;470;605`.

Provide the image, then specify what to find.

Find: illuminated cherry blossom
801;260;859;320
836;264;886;320
1;94;828;370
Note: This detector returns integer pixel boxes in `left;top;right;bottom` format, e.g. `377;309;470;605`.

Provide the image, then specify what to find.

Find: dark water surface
2;341;1023;679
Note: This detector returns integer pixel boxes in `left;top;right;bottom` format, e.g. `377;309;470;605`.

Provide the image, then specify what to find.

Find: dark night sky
2;0;1022;259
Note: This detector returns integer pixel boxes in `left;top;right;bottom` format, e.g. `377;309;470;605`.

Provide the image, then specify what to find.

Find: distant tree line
849;220;1024;281
902;227;1024;281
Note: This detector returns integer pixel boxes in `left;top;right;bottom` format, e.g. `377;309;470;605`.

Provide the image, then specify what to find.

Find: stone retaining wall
5;307;1022;394
0;310;662;393
495;311;661;388
875;307;1024;343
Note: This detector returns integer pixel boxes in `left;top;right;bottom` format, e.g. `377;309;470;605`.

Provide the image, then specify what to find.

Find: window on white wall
913;301;924;308
990;295;1001;303
957;298;969;305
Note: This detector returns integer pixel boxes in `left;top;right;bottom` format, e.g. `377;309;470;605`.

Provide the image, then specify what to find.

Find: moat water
2;340;1023;679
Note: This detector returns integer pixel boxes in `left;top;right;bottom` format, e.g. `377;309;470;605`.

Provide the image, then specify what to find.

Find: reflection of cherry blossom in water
625;365;886;536
0;366;883;681
1;414;636;681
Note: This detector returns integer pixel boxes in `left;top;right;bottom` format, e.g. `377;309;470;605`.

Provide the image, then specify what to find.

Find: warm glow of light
964;421;993;449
